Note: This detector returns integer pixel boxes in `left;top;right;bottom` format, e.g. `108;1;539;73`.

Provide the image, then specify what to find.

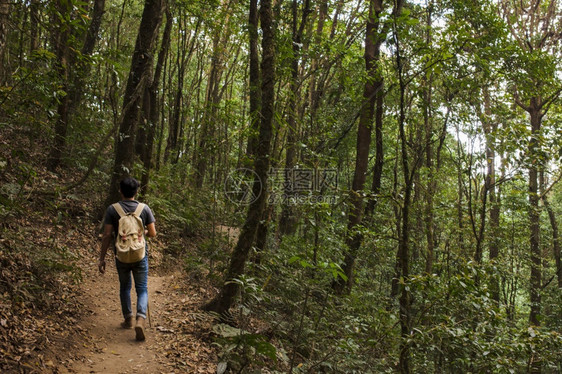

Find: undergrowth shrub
408;261;562;373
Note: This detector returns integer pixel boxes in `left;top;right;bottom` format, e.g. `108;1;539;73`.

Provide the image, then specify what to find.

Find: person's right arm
98;224;113;274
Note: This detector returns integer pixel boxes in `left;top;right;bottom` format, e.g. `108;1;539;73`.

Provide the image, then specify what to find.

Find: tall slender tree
540;170;562;288
481;87;501;302
334;0;386;293
46;0;72;171
163;9;189;165
204;0;276;315
278;0;311;236
0;0;9;84
47;0;106;171
70;0;106;112
245;0;261;158
139;3;172;191
29;0;40;55
194;0;236;187
105;0;163;206
499;0;562;331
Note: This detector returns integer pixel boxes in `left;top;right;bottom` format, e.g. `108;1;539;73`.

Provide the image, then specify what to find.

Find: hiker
98;177;157;341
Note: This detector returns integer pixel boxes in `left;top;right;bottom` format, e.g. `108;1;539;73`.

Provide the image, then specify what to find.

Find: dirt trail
66;258;218;374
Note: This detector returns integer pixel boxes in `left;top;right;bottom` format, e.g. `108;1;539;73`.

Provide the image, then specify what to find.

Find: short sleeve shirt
103;200;156;250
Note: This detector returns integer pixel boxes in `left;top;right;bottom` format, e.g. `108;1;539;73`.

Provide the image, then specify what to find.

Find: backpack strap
133;203;145;217
112;202;127;218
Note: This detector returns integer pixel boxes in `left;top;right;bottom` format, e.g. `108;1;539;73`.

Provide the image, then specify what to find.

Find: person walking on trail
98;177;157;341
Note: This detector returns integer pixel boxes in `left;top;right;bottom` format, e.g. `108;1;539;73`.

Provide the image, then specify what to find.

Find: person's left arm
145;222;156;238
143;205;157;238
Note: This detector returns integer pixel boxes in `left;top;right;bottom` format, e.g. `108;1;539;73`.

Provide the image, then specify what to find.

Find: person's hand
98;259;106;274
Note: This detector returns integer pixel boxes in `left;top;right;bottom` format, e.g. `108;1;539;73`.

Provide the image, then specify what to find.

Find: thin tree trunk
307;0;327;133
47;0;72;171
47;0;106;171
278;0;311;236
70;0;106;111
540;171;562;288
528;103;541;328
140;5;172;191
195;0;234;187
29;0;40;55
81;0;106;57
499;7;561;365
390;141;401;300
471;168;489;266
104;0;163;206
422;2;435;274
392;1;410;371
481;87;501;302
203;0;276;315
456;125;466;255
365;84;384;217
254;206;273;264
155;40;169;171
164;10;191;164
245;0;261;158
0;0;8;84
334;0;384;294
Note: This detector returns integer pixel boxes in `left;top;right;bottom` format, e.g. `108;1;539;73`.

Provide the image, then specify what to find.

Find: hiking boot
135;317;146;341
121;316;133;329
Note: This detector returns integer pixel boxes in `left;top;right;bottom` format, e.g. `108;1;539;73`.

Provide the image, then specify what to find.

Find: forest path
66;257;218;374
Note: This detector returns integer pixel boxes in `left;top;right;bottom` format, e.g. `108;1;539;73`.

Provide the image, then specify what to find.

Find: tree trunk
473;165;489;267
365;82;384;217
455;125;466;255
254;206;272;264
29;0;40;55
499;2;560;351
0;0;8;83
392;0;409;371
105;0;163;206
140;5;172;191
278;0;311;236
334;0;384;294
163;52;184;163
194;0;233;188
397;85;412;374
307;0;328;137
528;103;541;328
540;171;562;288
245;0;261;158
47;0;72;171
528;136;541;371
47;0;106;171
70;0;106;111
422;3;435;274
155;38;169;171
164;10;191;164
203;0;276;315
481;87;501;302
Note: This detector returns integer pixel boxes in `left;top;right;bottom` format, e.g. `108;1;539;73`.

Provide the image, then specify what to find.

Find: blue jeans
115;255;148;319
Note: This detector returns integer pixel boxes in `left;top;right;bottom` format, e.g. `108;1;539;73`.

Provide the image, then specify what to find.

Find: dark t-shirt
103;200;156;252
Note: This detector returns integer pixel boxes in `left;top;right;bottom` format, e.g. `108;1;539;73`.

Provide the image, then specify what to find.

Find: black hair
120;177;140;198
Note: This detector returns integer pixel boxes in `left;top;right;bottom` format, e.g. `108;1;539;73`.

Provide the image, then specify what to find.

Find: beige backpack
112;203;146;263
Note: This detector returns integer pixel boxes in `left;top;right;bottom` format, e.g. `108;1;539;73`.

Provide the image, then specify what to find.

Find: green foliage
288;254;347;282
2;0;562;371
211;275;280;372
